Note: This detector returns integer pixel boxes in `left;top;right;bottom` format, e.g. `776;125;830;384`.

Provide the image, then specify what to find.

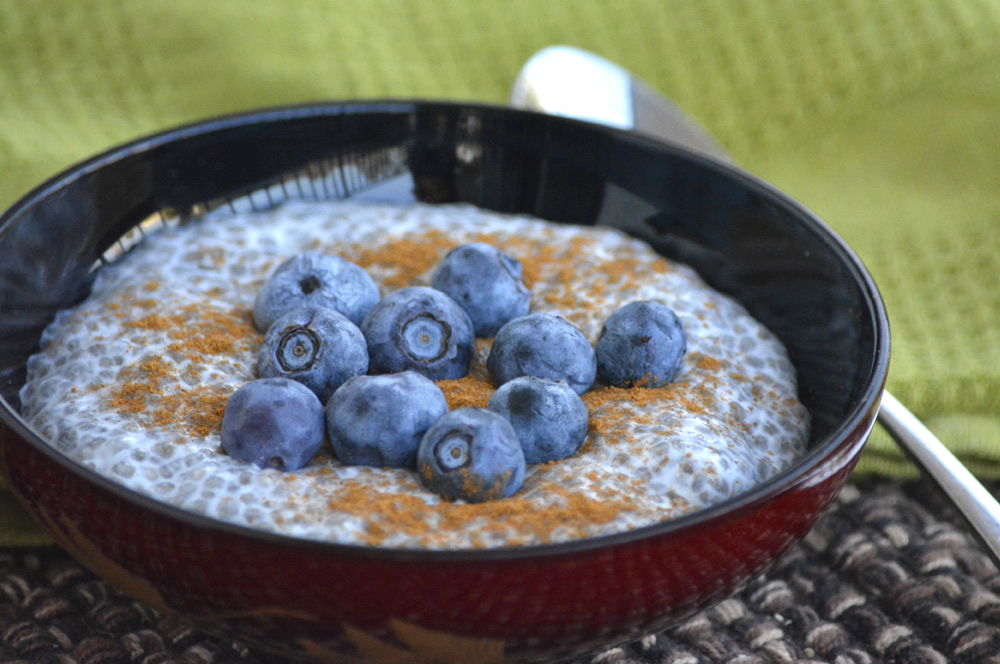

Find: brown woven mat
3;477;999;664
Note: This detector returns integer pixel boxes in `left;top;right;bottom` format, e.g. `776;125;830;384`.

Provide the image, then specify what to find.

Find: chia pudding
19;201;810;549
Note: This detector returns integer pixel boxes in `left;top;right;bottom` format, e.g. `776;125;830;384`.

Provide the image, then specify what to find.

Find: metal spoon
510;45;1000;567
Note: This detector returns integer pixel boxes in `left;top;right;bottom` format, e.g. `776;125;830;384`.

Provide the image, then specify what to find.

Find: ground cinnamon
108;298;260;438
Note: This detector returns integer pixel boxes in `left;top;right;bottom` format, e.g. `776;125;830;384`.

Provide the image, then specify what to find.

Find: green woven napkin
2;0;998;546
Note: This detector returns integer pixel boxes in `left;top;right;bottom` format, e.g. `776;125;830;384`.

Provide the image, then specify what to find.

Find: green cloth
2;0;999;546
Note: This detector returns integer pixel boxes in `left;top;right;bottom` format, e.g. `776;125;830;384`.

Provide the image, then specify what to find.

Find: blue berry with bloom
486;313;596;394
253;251;379;332
595;300;686;387
221;378;324;471
431;242;530;337
256;306;368;403
361;286;475;380
417;408;525;503
326;372;449;469
488;376;588;464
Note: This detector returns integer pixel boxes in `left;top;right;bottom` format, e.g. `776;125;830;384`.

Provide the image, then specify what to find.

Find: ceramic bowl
0;101;888;663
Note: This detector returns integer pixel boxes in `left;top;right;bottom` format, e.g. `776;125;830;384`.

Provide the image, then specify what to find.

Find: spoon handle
512;45;1000;568
877;392;1000;563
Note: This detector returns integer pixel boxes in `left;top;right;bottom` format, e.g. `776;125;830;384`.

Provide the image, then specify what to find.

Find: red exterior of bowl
0;101;889;662
0;404;874;662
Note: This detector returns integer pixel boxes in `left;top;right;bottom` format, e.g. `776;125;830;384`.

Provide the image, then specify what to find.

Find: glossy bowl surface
0;101;888;663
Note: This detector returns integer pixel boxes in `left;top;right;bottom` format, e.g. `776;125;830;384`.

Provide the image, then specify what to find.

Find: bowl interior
0;101;888;542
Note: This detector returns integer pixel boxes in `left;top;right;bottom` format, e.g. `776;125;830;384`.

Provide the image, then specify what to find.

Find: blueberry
430;243;530;337
326;372;449;468
253;251;379;332
595;300;686;387
486;313;596;394
220;377;324;471
487;376;589;464
417;408;525;502
256;306;368;403
360;286;475;380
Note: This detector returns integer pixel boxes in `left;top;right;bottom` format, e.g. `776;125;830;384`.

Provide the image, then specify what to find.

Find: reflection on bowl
0;101;888;663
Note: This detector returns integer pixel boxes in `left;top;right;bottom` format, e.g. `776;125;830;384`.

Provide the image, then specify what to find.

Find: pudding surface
20;201;809;549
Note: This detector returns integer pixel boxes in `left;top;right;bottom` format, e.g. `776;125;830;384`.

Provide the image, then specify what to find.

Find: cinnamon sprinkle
437;375;494;410
107;295;261;438
331;478;642;548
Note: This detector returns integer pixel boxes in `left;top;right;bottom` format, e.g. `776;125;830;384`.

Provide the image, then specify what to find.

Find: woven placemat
2;477;999;664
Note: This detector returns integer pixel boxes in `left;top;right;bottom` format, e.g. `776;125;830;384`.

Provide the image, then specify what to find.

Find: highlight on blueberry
252;251;379;332
325;371;449;469
487;376;589;464
417;408;526;503
360;286;475;380
486;313;596;395
595;300;687;388
220;377;325;471
430;242;531;337
256;306;368;403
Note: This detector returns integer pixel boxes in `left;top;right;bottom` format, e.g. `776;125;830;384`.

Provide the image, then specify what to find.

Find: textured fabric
0;2;998;538
2;478;1000;663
